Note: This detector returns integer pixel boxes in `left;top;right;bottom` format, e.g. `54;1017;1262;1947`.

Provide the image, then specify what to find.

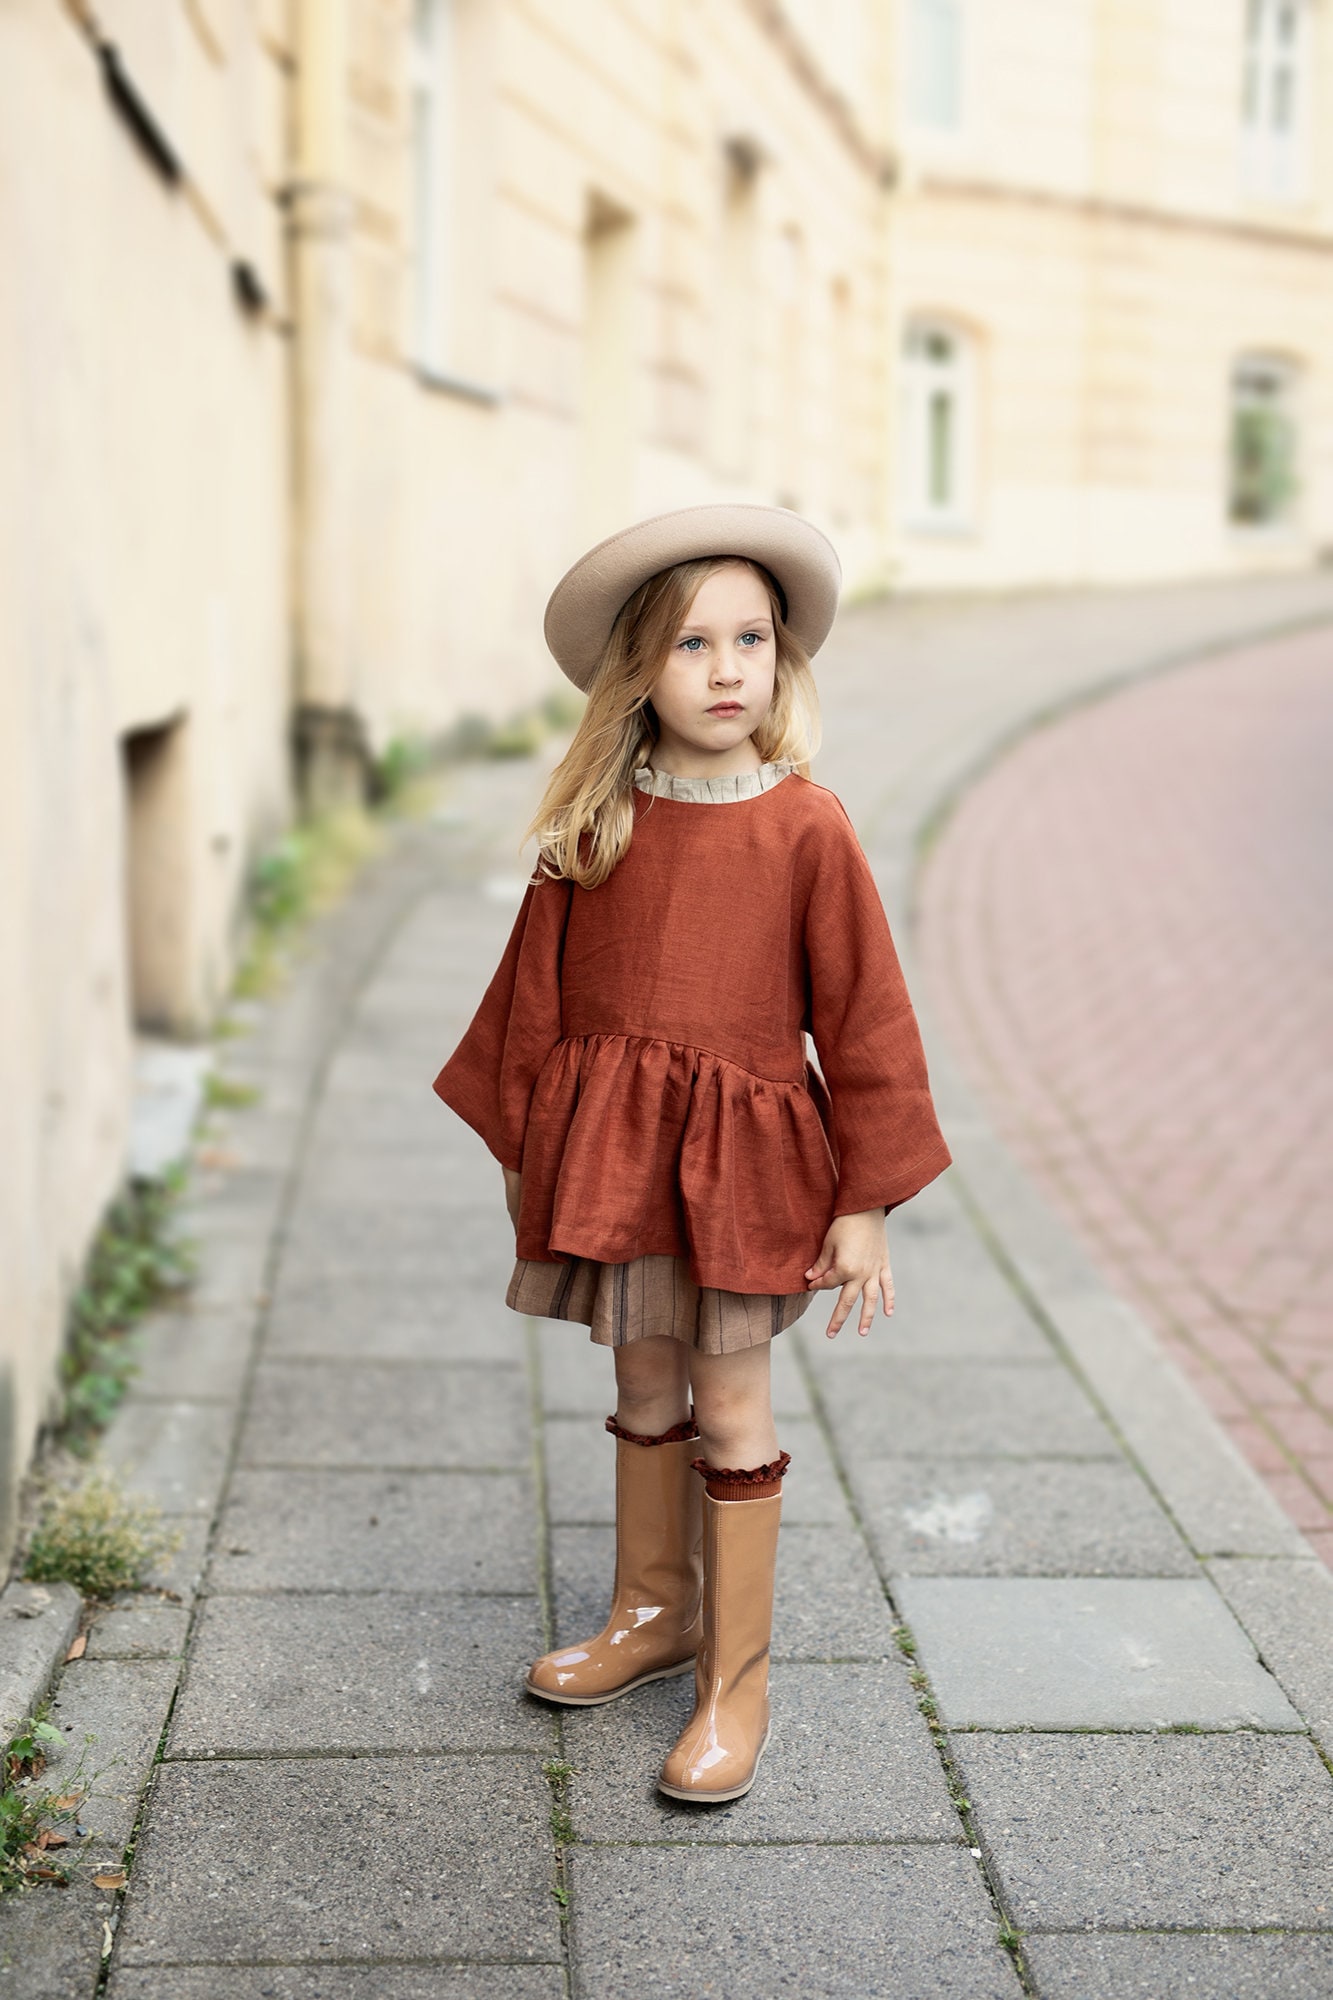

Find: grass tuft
24;1470;182;1600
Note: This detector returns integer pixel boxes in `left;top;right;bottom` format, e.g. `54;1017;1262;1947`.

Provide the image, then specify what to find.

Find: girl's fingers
825;1278;861;1339
859;1278;876;1336
880;1272;895;1319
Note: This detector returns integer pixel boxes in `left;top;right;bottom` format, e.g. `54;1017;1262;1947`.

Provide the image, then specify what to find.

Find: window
411;0;453;368
901;319;976;530
1229;355;1300;527
1241;0;1309;200
906;0;965;133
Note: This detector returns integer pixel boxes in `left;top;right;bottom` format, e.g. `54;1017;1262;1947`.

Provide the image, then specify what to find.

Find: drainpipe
288;0;366;812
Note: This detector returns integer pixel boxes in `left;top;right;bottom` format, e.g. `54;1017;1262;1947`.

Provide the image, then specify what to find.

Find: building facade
885;0;1333;585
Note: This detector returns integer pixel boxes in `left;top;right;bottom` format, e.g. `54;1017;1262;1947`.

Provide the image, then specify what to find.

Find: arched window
901;319;976;530
1229;354;1301;528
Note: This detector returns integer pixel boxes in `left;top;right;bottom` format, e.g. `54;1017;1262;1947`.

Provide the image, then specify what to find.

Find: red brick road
916;623;1333;1563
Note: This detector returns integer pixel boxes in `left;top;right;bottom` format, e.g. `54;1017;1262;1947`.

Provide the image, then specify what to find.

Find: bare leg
688;1343;780;1470
612;1335;692;1436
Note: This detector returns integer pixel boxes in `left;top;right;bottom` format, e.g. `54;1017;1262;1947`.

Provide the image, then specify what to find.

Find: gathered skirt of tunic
506;1251;813;1355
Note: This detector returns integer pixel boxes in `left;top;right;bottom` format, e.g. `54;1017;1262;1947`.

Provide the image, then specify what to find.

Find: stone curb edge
897;606;1333;1763
0;1581;83;1747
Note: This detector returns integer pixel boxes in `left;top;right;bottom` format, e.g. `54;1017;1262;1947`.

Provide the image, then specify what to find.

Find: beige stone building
3;0;1331;1561
884;0;1333;585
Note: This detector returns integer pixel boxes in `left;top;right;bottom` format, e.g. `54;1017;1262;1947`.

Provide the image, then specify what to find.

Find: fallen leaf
65;1633;88;1662
92;1871;126;1891
32;1866;68;1885
51;1793;85;1811
34;1829;70;1850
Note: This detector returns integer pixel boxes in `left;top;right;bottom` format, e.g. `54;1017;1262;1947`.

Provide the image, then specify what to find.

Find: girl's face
647;563;777;771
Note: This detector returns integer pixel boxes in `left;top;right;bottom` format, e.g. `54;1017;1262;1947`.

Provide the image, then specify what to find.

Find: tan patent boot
657;1455;788;1804
526;1415;703;1706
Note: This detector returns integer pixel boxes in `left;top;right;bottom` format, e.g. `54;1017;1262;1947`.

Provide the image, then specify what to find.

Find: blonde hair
524;556;822;888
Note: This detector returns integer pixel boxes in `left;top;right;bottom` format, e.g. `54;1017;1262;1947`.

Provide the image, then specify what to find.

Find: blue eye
678;636;705;651
739;632;763;647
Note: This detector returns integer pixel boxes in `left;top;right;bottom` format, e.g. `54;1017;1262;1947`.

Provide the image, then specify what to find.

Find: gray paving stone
551;1523;898;1663
897;1578;1304;1729
168;1594;552;1755
86;1605;190;1661
0;1883;113;2000
238;1360;529;1468
109;1969;566;2000
266;1267;524;1354
134;1518;210;1602
297;1150;491;1209
128;1305;253;1400
181;1232;272;1312
856;1456;1197;1577
264;1283;525;1362
951;1731;1333;1930
1023;1933;1333;2000
280;1200;512;1276
1039;1289;1311;1558
1209;1557;1333;1760
567;1844;1019;1999
565;1665;956;1843
818;1358;1118;1460
208;1469;539;1594
46;1658;182;1851
101;1399;235;1515
114;1755;559;1967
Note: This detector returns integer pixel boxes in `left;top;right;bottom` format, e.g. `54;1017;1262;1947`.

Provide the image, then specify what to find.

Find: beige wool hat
543;503;842;691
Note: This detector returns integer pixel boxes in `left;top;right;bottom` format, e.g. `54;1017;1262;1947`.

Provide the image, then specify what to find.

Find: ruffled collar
632;760;795;802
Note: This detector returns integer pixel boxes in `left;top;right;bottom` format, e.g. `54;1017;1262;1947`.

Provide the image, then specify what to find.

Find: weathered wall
0;0;291;1553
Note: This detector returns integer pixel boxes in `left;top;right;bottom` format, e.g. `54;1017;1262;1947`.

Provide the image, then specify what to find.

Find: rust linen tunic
433;761;953;1347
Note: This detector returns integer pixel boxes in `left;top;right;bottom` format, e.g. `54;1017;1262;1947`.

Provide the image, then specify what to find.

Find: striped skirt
505;1251;813;1356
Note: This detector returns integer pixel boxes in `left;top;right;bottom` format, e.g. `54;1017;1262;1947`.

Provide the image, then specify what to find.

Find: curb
896;606;1333;1762
0;1581;82;1745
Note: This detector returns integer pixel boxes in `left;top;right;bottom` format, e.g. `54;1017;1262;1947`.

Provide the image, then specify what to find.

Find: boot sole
657;1722;771;1803
524;1656;696;1707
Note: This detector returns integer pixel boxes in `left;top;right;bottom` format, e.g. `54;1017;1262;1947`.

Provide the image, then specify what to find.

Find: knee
614;1338;687;1409
691;1377;761;1458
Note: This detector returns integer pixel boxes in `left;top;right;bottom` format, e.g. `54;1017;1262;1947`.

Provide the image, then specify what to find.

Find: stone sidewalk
6;570;1333;1997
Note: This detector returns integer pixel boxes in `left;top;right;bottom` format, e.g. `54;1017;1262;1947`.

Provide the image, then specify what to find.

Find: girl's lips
708;703;743;715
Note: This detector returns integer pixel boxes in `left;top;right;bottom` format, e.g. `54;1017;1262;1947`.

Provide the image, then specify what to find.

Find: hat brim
543;504;842;691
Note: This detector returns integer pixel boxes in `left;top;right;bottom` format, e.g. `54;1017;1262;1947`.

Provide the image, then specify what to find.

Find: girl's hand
805;1209;894;1339
503;1166;523;1232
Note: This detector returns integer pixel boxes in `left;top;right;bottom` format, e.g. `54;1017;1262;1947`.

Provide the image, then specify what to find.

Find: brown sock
604;1409;700;1447
691;1449;792;1502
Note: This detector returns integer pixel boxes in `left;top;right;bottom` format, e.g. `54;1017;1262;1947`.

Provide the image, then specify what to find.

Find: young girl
433;503;951;1804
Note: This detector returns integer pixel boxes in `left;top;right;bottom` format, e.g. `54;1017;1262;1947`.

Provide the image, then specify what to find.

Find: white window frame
904;0;968;137
1240;0;1310;202
901;317;977;534
1228;352;1302;532
411;0;453;370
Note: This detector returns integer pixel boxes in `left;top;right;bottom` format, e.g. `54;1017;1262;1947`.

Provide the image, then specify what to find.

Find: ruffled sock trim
691;1449;792;1502
605;1409;700;1447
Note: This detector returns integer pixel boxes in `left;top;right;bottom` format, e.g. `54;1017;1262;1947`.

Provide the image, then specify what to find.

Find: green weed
60;1172;194;1451
0;1710;91;1895
24;1470;182;1600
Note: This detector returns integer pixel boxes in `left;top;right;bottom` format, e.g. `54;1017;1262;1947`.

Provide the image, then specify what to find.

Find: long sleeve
432;869;574;1171
802;798;952;1217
